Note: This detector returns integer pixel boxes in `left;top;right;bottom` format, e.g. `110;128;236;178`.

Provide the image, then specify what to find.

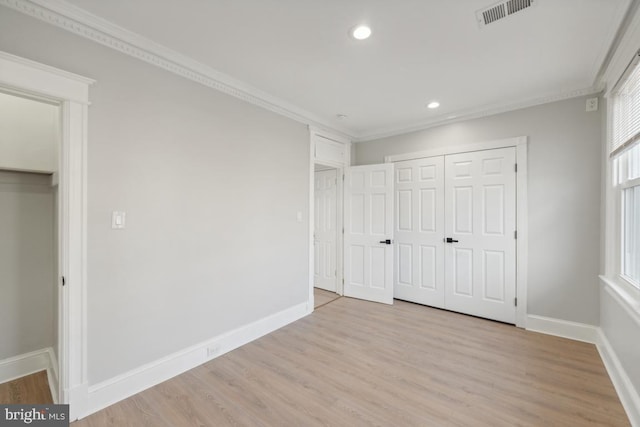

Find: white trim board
526;315;600;344
0;51;92;103
384;136;528;163
46;348;59;404
0;348;59;404
601;276;640;328
597;330;640;427
84;302;309;419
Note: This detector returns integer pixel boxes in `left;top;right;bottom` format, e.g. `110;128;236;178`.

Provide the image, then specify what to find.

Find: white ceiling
62;0;630;140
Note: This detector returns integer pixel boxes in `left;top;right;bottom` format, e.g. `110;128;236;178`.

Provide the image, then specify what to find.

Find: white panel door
394;157;445;307
314;169;337;292
344;164;394;305
444;147;517;323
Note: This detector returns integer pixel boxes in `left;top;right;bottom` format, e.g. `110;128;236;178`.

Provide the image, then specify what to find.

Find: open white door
344;164;394;304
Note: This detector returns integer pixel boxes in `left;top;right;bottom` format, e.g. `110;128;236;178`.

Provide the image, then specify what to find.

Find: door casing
0;51;93;419
308;127;351;310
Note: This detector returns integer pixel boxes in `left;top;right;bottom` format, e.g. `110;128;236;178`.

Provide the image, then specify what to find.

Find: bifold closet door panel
443;147;517;324
393;157;445;308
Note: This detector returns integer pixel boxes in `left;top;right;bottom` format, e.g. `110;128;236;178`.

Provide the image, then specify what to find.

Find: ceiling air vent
476;0;536;27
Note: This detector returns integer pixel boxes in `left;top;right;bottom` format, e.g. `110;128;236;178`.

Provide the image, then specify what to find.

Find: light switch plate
112;211;126;229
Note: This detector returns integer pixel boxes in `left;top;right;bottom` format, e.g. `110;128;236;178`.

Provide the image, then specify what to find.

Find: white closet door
444;147;517;324
394;157;445;308
314;169;338;292
344;164;394;305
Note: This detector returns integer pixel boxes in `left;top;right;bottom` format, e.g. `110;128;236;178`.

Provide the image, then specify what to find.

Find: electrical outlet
586;97;598;112
207;345;221;358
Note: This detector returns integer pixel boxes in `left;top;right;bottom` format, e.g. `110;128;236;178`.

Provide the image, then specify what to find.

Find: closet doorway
386;137;528;327
0;89;60;404
313;163;341;307
0;51;92;419
394;147;517;323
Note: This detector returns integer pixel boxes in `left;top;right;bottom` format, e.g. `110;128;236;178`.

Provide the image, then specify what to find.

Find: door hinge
342;278;345;284
61;276;66;286
514;230;517;239
342;174;345;181
515;297;517;307
515;163;518;172
342;227;344;234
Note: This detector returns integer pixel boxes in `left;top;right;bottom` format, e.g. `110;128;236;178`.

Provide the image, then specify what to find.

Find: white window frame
616;146;640;287
601;50;640;324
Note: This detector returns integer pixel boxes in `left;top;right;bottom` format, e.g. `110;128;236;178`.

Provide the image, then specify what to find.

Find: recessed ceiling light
336;114;348;120
427;101;440;109
351;25;372;40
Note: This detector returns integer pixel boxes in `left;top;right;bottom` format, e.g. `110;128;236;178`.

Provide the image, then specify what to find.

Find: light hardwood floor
74;297;629;426
314;287;340;308
0;370;53;404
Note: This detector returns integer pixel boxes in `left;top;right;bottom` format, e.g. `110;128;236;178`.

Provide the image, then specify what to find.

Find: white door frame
308;127;351;310
385;136;528;328
0;51;93;419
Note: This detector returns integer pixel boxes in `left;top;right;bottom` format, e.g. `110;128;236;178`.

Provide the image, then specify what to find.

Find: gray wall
0;7;309;384
355;95;602;325
0;171;54;360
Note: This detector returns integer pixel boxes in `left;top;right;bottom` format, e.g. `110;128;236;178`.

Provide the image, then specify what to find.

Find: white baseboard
0;348;49;384
68;383;89;421
526;315;639;426
45;348;59;404
84;301;309;418
597;330;640;426
526;314;599;343
0;347;59;403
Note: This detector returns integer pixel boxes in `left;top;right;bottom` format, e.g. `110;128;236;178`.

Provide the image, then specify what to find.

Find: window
619;145;640;285
612;52;640;288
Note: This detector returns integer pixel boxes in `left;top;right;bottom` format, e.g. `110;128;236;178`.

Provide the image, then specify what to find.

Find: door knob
445;237;459;243
379;239;392;245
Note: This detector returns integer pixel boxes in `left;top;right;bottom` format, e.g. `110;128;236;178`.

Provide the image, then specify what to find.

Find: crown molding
354;84;603;142
0;0;354;140
588;0;633;86
600;0;640;94
0;0;620;144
